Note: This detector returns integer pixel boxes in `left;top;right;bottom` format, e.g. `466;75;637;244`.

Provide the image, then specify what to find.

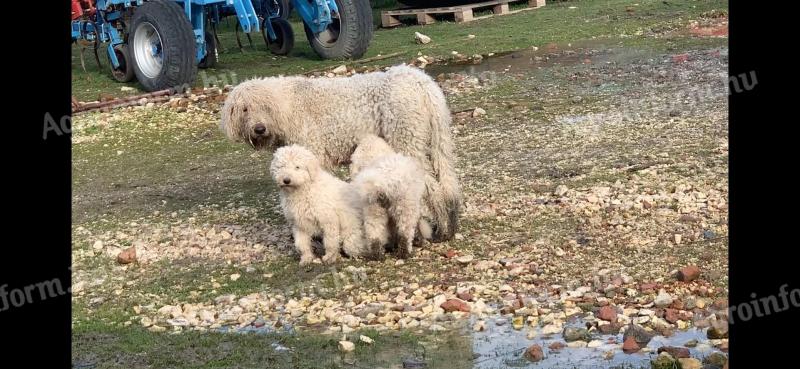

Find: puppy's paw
395;246;412;259
299;255;316;266
368;241;386;261
322;253;339;264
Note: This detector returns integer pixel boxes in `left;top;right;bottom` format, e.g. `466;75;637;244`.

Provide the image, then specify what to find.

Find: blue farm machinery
72;0;374;91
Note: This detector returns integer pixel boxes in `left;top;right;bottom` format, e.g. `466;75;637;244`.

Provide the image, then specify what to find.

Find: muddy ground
72;8;729;369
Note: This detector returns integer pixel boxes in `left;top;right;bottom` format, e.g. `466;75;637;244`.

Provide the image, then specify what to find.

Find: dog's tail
420;72;462;241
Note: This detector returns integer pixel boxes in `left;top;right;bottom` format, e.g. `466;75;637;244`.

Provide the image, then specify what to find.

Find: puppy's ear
305;152;323;181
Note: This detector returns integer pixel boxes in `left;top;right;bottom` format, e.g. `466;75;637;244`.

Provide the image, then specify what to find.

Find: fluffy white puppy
270;145;377;265
350;135;431;258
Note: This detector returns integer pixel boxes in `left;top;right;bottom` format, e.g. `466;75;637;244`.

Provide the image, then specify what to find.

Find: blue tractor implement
72;0;373;92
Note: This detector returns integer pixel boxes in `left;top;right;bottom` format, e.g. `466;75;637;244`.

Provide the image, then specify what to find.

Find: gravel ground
72;17;728;368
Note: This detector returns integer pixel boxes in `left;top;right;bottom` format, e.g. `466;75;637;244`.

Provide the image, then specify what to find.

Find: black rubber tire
304;0;373;60
265;18;294;56
109;44;135;83
129;0;197;92
273;0;291;20
198;31;218;69
253;0;291;20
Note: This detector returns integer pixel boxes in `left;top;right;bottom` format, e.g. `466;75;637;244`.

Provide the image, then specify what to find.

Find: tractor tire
198;31;218;69
255;0;291;20
129;0;197;92
109;44;135;83
273;0;291;20
304;0;373;60
264;18;294;56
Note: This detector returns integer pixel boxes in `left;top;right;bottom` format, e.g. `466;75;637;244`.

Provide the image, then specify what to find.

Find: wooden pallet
381;0;545;28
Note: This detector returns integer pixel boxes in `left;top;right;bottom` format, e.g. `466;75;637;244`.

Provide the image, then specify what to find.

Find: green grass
72;323;475;369
72;0;727;100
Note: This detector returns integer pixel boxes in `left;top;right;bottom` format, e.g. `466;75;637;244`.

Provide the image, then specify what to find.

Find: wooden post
529;0;546;8
381;13;401;28
454;9;474;23
416;13;436;25
493;3;510;15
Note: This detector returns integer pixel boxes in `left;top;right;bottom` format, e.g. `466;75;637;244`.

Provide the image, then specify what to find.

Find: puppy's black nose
253;124;266;135
283;178;291;185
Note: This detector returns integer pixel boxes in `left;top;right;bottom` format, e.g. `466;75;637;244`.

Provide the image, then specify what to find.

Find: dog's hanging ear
304;150;323;181
220;94;245;142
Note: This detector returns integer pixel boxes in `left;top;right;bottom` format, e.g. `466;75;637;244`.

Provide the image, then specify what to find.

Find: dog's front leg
363;204;389;260
321;225;341;264
293;226;316;266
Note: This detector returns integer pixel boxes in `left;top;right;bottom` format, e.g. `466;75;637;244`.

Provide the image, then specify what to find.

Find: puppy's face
270;145;320;191
350;135;395;177
220;82;281;150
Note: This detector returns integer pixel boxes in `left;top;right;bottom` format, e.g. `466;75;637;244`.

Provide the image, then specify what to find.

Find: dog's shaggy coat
270;145;376;265
350;135;431;258
220;65;461;241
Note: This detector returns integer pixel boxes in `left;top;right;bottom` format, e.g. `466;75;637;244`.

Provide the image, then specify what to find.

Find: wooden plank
385;0;509;15
380;0;544;28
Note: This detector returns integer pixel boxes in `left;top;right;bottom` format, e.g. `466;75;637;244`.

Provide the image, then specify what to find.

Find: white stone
567;340;588;348
456;255;474;264
339;341;355;352
414;32;431;44
654;289;674;308
359;335;374;344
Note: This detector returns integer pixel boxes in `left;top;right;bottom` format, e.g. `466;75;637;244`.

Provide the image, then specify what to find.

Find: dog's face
220;81;283;150
270;145;320;191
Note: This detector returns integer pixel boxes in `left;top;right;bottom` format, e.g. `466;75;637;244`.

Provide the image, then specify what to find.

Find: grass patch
73;323;475;369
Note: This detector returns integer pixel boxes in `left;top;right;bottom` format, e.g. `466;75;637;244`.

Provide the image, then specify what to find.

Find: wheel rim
133;22;163;79
313;0;342;46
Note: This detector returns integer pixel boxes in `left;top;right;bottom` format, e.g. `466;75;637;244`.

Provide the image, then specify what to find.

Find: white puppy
270;145;377;265
350;135;431;258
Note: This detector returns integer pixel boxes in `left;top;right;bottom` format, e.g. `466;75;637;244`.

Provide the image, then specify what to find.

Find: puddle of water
215;320;296;334
209;313;723;368
423;40;658;83
425;41;616;77
467;315;721;369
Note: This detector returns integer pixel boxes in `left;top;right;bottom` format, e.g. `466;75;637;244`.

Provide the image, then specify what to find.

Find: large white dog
270;145;378;265
220;65;461;242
